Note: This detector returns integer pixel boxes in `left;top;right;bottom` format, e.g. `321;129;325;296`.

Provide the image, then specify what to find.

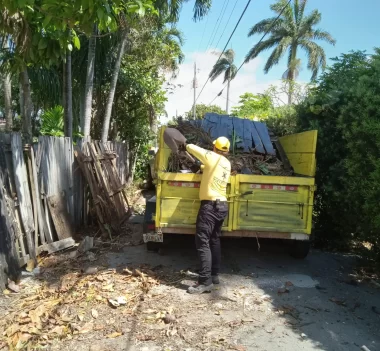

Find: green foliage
40;105;64;136
40;105;83;138
264;105;298;136
231;93;273;120
185;104;226;119
297;50;380;260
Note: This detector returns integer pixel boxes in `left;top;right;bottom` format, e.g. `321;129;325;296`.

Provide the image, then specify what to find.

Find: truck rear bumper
160;228;309;241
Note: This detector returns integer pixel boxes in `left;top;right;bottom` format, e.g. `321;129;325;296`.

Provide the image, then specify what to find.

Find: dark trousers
195;200;228;285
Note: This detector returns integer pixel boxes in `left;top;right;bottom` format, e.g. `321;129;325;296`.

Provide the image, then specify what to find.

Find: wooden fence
0;133;129;289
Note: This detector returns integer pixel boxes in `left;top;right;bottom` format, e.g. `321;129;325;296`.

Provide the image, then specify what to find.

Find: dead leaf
91;309;99;319
278;287;289;295
50;325;65;336
285;281;294;287
78;314;84;322
106;332;122;338
232;345;247;351
26;259;35;272
108;299;120;308
102;284;114;292
78;323;93;334
329;298;347;306
5;324;19;337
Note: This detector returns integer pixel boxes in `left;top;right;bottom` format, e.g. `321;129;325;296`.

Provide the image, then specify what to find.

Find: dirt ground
1;226;380;351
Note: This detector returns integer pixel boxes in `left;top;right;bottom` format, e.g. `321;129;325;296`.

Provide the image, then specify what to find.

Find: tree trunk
18;81;24;119
226;77;231;114
4;72;12;132
20;69;32;143
83;25;97;136
64;50;73;139
100;31;128;143
287;44;297;105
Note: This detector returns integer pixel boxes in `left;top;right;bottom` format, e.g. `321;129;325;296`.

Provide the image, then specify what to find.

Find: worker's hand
178;143;187;152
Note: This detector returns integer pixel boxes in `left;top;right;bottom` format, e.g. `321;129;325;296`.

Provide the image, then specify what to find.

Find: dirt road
2;233;379;351
103;236;380;351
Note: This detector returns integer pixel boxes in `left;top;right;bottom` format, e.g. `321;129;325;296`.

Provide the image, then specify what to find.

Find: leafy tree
209;49;237;114
245;0;335;103
297;50;380;262
100;0;212;143
186;104;226;119
231;92;273;120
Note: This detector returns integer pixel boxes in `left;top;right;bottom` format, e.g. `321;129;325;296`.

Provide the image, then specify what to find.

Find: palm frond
248;17;283;36
313;29;336;45
299;39;326;79
245;36;282;62
224;49;235;64
263;37;291;73
192;0;212;21
222;64;237;83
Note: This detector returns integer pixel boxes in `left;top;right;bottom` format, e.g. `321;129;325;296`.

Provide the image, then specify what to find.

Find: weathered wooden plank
47;193;74;240
11;133;36;261
74;147;107;235
27;150;39;250
0;144;21;287
30;146;47;245
38;237;75;254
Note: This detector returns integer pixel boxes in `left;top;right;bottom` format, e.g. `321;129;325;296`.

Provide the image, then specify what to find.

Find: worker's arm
186;144;213;166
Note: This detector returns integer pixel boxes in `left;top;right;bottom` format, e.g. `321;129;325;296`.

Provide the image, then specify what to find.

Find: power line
207;0;291;105
197;15;209;52
195;0;253;105
214;0;239;49
208;0;230;50
204;0;229;51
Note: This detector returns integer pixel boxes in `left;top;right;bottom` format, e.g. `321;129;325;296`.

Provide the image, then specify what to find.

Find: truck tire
290;240;310;259
146;241;162;252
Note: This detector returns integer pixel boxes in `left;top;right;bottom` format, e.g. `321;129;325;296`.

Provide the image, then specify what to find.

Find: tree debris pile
0;255;162;350
167;120;294;176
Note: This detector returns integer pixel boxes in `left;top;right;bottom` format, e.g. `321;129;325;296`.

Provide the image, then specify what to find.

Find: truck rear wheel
289;240;310;259
146;241;162;252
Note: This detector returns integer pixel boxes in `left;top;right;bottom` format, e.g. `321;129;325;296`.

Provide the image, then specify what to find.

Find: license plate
143;233;163;243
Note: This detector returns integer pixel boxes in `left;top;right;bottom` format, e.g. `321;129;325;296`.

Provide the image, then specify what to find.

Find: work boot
187;283;213;294
212;275;220;284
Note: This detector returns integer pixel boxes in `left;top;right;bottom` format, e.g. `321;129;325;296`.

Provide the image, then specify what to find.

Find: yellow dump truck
143;124;317;259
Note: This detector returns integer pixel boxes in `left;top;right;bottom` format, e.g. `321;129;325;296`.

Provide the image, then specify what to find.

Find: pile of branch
168;121;293;176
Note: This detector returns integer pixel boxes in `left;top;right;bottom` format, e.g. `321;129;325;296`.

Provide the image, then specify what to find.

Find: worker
180;137;231;294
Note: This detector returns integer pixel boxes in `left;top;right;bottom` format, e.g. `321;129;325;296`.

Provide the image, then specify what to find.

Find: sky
163;0;380;120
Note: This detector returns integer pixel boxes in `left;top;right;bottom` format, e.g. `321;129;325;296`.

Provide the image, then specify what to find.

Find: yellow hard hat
213;136;230;151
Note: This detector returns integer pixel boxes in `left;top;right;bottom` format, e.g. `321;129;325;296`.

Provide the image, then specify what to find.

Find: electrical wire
207;0;291;105
204;0;229;51
195;0;253;105
207;0;231;50
214;0;239;49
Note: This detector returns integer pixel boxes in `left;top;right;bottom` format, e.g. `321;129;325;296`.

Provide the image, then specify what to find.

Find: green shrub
297;50;380;261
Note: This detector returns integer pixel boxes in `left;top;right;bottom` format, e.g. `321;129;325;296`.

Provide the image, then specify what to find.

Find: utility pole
192;62;197;119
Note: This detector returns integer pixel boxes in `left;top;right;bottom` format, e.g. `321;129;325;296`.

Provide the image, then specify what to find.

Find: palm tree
245;0;335;103
209;49;237;114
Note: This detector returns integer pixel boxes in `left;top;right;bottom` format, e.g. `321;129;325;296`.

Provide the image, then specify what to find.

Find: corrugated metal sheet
193;113;275;155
